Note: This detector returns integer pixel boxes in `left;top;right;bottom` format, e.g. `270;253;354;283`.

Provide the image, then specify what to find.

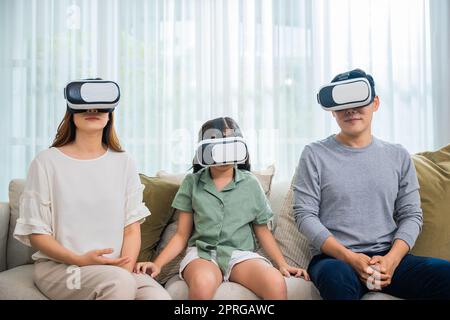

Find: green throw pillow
411;144;450;261
137;174;180;262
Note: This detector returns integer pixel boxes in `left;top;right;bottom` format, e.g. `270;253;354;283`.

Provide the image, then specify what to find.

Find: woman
13;80;171;300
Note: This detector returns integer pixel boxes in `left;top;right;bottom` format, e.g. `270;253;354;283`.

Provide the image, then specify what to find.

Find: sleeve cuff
254;210;274;225
312;228;332;252
125;204;150;227
393;232;416;251
172;204;193;213
13;218;52;247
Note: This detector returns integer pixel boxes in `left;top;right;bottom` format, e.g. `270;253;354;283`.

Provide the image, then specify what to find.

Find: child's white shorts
179;246;272;281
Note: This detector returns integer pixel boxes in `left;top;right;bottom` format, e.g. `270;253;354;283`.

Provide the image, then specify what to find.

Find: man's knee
311;259;363;300
423;258;450;299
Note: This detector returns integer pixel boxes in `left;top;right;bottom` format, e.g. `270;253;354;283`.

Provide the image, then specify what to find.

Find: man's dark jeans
308;250;450;300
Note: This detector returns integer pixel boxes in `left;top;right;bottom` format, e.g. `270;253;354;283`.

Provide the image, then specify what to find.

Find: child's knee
263;268;287;298
192;274;220;291
270;269;287;288
188;278;220;299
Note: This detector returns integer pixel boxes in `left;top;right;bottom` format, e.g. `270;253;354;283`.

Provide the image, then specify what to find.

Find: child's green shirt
171;167;273;273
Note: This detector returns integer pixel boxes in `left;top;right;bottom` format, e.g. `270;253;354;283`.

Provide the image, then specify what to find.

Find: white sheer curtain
0;0;448;201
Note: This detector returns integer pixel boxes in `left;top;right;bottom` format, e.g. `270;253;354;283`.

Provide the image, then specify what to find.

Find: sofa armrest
0;202;10;272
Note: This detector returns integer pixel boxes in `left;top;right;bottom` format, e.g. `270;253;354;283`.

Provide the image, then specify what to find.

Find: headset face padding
317;78;374;111
64;80;120;112
195;136;248;167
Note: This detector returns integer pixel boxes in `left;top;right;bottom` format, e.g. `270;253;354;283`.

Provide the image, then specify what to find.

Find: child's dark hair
192;117;251;173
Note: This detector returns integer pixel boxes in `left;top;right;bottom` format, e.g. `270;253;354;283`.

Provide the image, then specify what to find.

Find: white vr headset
317;77;374;111
195;136;249;167
64;79;120;113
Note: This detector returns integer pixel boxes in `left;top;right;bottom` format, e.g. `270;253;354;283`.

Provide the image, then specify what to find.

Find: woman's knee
95;267;137;300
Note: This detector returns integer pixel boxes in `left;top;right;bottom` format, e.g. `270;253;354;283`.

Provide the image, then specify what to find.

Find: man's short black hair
332;68;376;98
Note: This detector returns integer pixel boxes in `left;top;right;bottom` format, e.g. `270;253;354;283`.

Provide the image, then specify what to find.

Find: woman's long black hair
192;117;251;173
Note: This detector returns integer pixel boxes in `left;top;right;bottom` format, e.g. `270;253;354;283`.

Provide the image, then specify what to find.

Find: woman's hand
278;263;310;281
134;261;161;278
76;248;130;267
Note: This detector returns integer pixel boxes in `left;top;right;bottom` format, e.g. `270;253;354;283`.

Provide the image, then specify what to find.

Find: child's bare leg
229;259;287;300
183;259;223;300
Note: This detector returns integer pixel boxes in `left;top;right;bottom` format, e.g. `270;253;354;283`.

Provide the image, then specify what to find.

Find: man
293;68;450;300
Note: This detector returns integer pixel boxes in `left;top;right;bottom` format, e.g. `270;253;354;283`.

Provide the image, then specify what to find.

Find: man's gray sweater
293;135;423;257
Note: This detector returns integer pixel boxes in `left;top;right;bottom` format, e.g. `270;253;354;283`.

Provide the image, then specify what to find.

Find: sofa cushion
164;275;339;300
164;274;397;300
411;144;450;261
266;180;290;230
0;202;10;272
153;219;184;284
361;292;401;300
271;175;311;269
0;264;47;300
8;179;37;269
137;175;180;262
284;276;321;299
165;275;259;300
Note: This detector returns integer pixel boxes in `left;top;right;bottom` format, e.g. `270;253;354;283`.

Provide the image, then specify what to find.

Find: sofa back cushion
271;175;311;269
8;179;37;269
411;145;450;261
138;175;180;262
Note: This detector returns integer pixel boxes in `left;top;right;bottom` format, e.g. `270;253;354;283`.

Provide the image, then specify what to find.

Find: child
135;117;309;300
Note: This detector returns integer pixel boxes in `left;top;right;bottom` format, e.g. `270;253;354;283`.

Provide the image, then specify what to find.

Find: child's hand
278;264;310;281
133;261;161;278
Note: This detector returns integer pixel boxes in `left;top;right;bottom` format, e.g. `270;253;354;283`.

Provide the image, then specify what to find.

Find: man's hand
346;252;372;279
320;237;395;291
76;248;130;267
345;252;390;290
367;255;400;290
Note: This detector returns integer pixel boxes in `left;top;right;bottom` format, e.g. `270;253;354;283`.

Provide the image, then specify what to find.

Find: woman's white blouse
13;147;150;262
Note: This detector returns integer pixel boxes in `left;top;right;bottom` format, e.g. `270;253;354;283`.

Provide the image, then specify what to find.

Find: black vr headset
64;79;120;113
317;69;376;111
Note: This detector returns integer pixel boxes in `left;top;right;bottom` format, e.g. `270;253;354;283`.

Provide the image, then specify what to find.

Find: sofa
0;176;399;300
3;143;450;300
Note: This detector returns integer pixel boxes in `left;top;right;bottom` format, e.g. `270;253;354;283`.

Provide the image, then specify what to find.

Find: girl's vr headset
64;79;120;113
317;69;376;111
195;136;249;167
